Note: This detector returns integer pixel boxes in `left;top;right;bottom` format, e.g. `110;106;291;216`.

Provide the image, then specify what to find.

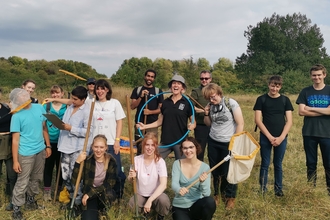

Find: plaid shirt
72;153;118;201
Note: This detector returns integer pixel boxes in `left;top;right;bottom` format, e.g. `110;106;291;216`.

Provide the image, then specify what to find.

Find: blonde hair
92;134;110;171
141;132;161;162
50;85;64;94
202;83;223;99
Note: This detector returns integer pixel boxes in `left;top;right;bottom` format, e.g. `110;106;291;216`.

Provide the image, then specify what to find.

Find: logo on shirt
308;95;330;107
178;103;185;110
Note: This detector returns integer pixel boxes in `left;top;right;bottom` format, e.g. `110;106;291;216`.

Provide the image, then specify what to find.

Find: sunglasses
200;77;210;81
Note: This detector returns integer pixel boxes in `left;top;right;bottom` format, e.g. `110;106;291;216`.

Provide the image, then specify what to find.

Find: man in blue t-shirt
296;64;330;195
10;88;51;220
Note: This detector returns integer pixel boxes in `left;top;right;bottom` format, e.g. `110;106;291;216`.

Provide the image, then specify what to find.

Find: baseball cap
87;78;96;85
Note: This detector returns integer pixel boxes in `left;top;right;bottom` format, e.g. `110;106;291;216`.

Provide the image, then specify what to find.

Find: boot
43;190;52;201
213;195;220;206
225;198;235;210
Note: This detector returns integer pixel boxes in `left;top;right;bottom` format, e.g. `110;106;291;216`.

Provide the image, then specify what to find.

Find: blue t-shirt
10;104;46;156
44;103;66;143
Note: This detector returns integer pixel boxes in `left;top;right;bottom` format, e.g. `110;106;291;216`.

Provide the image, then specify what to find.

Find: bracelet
204;114;209;116
115;137;120;141
46;146;52;149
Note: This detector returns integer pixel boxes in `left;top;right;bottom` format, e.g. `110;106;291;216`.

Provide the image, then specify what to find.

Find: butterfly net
9;88;30;110
227;131;260;184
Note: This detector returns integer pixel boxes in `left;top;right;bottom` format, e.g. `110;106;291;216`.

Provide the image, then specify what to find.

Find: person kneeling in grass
171;137;216;220
72;134;117;220
128;132;170;220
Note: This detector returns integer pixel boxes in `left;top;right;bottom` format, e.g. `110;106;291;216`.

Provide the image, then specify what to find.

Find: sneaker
25;201;44;210
43;190;52;202
6;202;13;211
12;210;24;220
275;190;284;197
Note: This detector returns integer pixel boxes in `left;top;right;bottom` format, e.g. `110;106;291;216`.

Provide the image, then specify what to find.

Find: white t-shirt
134;155;167;197
92;99;126;145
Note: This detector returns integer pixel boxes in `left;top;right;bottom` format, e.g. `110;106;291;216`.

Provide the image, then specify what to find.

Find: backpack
223;97;232;115
136;86;159;97
254;94;286;132
46;102;51;113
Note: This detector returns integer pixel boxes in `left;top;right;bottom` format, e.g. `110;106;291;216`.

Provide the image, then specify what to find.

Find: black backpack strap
46;102;51;113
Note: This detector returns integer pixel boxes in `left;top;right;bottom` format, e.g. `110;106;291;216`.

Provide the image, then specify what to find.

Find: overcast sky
1;0;330;77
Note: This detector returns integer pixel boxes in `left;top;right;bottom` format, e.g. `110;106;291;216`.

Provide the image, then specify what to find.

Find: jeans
172;196;216;220
107;145;126;199
303;136;330;190
81;195;106;220
259;133;287;193
207;137;237;198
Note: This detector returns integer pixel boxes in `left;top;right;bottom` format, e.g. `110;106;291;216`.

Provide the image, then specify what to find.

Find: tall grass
0;87;329;219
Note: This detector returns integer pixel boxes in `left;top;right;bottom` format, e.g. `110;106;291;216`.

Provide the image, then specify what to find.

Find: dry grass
0;87;329;219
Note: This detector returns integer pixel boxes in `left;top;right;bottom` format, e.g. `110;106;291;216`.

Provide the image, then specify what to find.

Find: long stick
0;99;32;120
53;153;62;203
59;69;87;81
186;154;231;190
186;94;205;110
126;95;140;218
70;96;96;208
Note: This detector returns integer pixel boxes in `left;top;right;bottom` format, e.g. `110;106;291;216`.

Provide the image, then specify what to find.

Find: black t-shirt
296;85;330;137
160;96;193;145
0;103;12;132
130;86;164;124
253;94;294;137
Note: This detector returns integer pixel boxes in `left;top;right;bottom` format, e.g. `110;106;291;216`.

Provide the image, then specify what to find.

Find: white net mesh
9;88;30;110
227;131;260;184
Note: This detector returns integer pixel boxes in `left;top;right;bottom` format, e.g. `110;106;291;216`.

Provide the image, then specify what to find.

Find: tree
235;13;330;92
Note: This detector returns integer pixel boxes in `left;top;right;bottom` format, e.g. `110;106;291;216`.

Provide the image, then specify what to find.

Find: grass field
0;86;329;219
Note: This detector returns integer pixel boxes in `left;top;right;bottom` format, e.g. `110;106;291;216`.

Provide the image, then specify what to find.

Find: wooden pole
70;96;96;208
186;155;231;190
126;95;140;218
186;94;205;110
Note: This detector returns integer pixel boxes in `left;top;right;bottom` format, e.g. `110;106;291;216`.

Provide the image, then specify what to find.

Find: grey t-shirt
209;98;239;143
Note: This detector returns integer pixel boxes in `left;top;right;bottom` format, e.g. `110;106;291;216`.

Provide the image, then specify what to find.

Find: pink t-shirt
134;154;167;197
93;161;106;187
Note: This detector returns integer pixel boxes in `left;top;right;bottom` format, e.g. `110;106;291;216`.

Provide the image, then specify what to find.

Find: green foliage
0;56;105;92
235;12;330;92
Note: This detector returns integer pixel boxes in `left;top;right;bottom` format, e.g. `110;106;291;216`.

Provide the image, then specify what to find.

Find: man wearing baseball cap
85;78;96;106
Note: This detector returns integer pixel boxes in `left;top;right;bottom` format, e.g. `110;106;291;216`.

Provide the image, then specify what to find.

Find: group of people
0;63;329;220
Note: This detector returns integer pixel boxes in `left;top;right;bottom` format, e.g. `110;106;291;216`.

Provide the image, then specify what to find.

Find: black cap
87;78;96;85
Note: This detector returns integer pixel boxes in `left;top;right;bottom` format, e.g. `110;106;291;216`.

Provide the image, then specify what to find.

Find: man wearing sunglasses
190;70;212;161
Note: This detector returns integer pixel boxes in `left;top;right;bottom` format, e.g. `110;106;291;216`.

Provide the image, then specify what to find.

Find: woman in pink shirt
128;132;170;220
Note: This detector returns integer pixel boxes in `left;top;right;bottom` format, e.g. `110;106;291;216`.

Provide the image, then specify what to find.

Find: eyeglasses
200;77;210;81
209;94;218;101
182;146;195;151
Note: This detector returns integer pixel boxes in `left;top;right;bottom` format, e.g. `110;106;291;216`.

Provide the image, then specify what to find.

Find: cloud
1;0;330;76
